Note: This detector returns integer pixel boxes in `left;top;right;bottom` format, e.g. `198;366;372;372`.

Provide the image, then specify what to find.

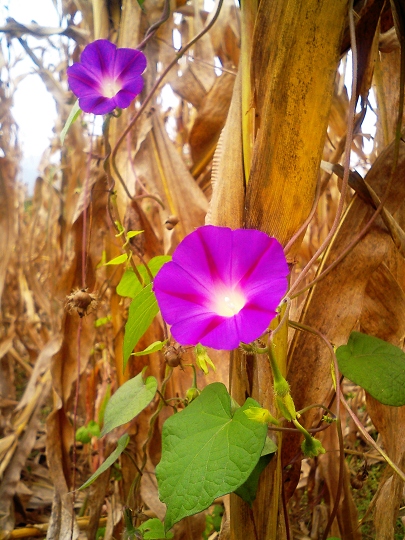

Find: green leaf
104;253;128;266
126;230;144;239
156;383;268;530
138;519;174;539
79;434;129;490
336;332;405;406
123;284;159;369
117;256;171;298
234;436;277;505
60;100;81;144
132;340;168;356
101;372;157;436
98;384;111;426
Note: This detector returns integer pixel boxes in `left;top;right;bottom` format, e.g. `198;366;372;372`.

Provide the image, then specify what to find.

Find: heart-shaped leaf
156;383;267;529
336;332;405;406
234;436;277;505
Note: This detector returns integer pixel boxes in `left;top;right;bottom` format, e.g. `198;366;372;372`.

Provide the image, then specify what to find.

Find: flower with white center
67;39;147;115
153;226;289;350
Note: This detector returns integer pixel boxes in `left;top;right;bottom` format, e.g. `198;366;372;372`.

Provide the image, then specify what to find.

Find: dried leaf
189;71;235;166
0;158;17;309
207;69;244;228
284;136;405;495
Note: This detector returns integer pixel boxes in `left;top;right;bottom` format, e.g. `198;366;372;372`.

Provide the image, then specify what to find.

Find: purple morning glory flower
153;226;289;350
67;39;147;115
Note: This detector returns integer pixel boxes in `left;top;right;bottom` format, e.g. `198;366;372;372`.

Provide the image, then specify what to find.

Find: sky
1;0;60;190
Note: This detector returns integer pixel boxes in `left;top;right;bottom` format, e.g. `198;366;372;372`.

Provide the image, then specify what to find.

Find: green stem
103;115;145;287
267;343;289;395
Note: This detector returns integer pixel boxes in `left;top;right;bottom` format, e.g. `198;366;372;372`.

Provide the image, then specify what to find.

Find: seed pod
165;347;181;367
164;345;184;367
164;215;179;231
65;288;98;317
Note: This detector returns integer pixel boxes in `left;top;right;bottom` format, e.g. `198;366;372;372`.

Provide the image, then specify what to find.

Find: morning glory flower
67;39;147;115
153;226;289;350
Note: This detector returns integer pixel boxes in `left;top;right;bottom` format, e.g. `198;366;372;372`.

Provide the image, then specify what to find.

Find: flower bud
301;436;326;458
186;387;200;403
195;344;216;374
273;377;290;398
244;406;279;425
276;393;297;421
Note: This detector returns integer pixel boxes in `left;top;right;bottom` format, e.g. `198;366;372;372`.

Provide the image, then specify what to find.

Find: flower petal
80;39;116;80
114;48;147;80
230;229;289;292
171;312;241;350
153;262;212;322
236;249;289;300
172;226;233;290
78;95;116;115
114;78;144;108
67;64;101;97
235;304;277;344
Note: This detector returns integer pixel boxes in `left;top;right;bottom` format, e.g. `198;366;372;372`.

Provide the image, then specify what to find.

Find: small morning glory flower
153;226;289;350
67;39;147;115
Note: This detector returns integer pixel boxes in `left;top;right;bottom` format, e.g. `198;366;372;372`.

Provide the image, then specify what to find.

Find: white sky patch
160;84;179;113
173;28;182;50
204;0;216;10
12;76;57;156
339;51;377;167
214;57;222;76
1;0;61;191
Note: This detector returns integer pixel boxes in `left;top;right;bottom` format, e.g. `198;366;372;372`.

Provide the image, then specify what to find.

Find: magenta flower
153;226;289;350
67;39;146;115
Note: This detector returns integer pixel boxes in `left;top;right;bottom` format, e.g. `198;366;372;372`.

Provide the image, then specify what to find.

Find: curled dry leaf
189;70;235;167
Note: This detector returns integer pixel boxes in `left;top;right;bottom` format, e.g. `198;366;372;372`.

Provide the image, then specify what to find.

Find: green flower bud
186;387;200;403
273;377;290;397
195;344;216;374
87;420;101;438
244;406;279;425
276;392;297;421
76;426;91;444
75;421;101;444
301;436;326;458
